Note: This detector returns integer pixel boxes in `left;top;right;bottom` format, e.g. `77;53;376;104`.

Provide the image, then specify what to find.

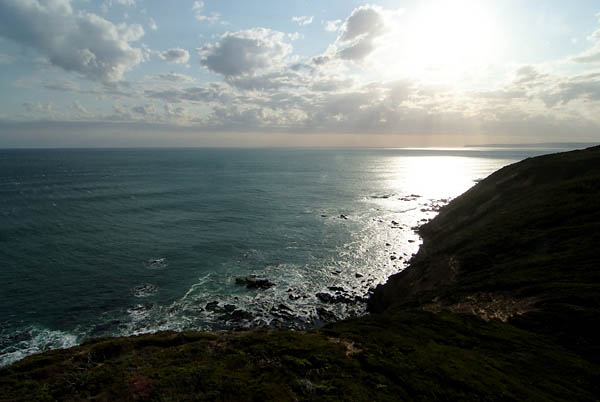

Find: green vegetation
2;147;599;401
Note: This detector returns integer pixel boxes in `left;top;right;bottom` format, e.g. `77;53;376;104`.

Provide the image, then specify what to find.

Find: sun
376;0;501;84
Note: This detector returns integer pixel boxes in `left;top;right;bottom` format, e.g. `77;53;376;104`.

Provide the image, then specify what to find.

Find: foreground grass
2;146;599;401
2;309;597;401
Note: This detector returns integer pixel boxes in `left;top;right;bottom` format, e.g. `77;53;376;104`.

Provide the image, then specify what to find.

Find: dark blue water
0;147;565;365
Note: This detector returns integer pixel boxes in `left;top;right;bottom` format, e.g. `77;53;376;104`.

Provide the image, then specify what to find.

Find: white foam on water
0;326;79;367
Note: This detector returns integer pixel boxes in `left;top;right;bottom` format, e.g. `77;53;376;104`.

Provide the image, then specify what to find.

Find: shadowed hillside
1;147;599;401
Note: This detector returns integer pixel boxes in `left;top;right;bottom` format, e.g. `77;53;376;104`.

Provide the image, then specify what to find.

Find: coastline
1;146;599;401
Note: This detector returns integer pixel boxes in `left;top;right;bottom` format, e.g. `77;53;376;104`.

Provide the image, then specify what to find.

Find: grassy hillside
1;147;599;401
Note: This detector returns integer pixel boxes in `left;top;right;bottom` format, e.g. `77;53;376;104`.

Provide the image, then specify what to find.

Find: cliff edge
1;147;599;401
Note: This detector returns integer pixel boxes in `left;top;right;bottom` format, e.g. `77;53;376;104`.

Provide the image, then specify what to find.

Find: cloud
192;1;220;23
292;16;313;26
572;27;600;63
158;48;190;64
149;17;158;31
334;5;387;62
198;28;292;77
22;101;53;113
324;20;342;32
72;101;89;115
154;72;196;83
104;0;136;7
340;6;385;42
132;104;156;116
0;0;145;82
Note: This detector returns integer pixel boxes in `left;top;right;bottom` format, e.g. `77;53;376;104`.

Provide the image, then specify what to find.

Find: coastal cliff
1;147;599;401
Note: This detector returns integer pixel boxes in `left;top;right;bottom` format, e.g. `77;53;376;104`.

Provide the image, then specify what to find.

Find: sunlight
386;155;480;199
379;0;501;84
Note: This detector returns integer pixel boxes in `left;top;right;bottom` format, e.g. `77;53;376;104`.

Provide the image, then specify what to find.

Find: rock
235;275;276;289
385;242;391;246
408;240;415;243
270;304;295;319
391;220;400;225
205;301;219;311
288;293;302;300
223;304;236;313
132;283;158;298
231;309;253;320
390;255;397;260
316;307;337;321
328;286;345;292
316;292;333;302
317;291;355;304
339;214;348;220
320;214;327;217
355;273;364;278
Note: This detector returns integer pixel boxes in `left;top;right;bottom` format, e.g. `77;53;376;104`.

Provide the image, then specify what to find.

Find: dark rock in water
132;283;158;298
385;242;391;246
316;292;333;302
129;303;153;312
391;220;400;226
288;293;302;300
230;309;253;321
223;304;236;313
355;273;364;278
331;270;342;275
354;295;368;303
270;304;295;319
390;255;397;260
320;214;327;217
205;301;219;311
235;275;276;289
339;214;348;220
328;286;345;292
317;291;355;304
408;240;415;243
316;307;337;321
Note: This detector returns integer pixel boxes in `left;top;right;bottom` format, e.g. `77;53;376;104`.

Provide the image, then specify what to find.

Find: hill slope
1;146;599;401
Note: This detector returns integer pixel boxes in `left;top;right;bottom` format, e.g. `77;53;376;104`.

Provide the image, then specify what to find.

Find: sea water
0;147;567;366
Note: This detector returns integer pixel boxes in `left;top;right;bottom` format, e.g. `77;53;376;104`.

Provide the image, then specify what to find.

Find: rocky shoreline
2;146;599;402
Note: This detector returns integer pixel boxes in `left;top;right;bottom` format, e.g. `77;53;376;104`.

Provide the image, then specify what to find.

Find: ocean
0;147;567;366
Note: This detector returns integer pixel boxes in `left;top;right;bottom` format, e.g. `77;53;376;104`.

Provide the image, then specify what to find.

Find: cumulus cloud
336;5;386;61
0;0;145;82
198;28;292;77
149;17;158;31
292;16;313;26
158;48;190;64
324;20;342;32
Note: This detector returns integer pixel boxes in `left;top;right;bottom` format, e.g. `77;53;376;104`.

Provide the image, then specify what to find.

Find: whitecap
0;326;79;367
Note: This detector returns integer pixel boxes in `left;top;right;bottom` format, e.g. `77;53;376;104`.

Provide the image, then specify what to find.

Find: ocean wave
0;326;79;367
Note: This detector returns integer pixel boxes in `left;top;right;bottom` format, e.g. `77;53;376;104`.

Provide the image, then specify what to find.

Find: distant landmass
464;141;599;148
2;146;599;401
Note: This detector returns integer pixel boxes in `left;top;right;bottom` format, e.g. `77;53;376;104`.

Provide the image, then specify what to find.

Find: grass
1;146;599;401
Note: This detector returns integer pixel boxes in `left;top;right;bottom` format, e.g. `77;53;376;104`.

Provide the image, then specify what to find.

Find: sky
1;0;600;147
